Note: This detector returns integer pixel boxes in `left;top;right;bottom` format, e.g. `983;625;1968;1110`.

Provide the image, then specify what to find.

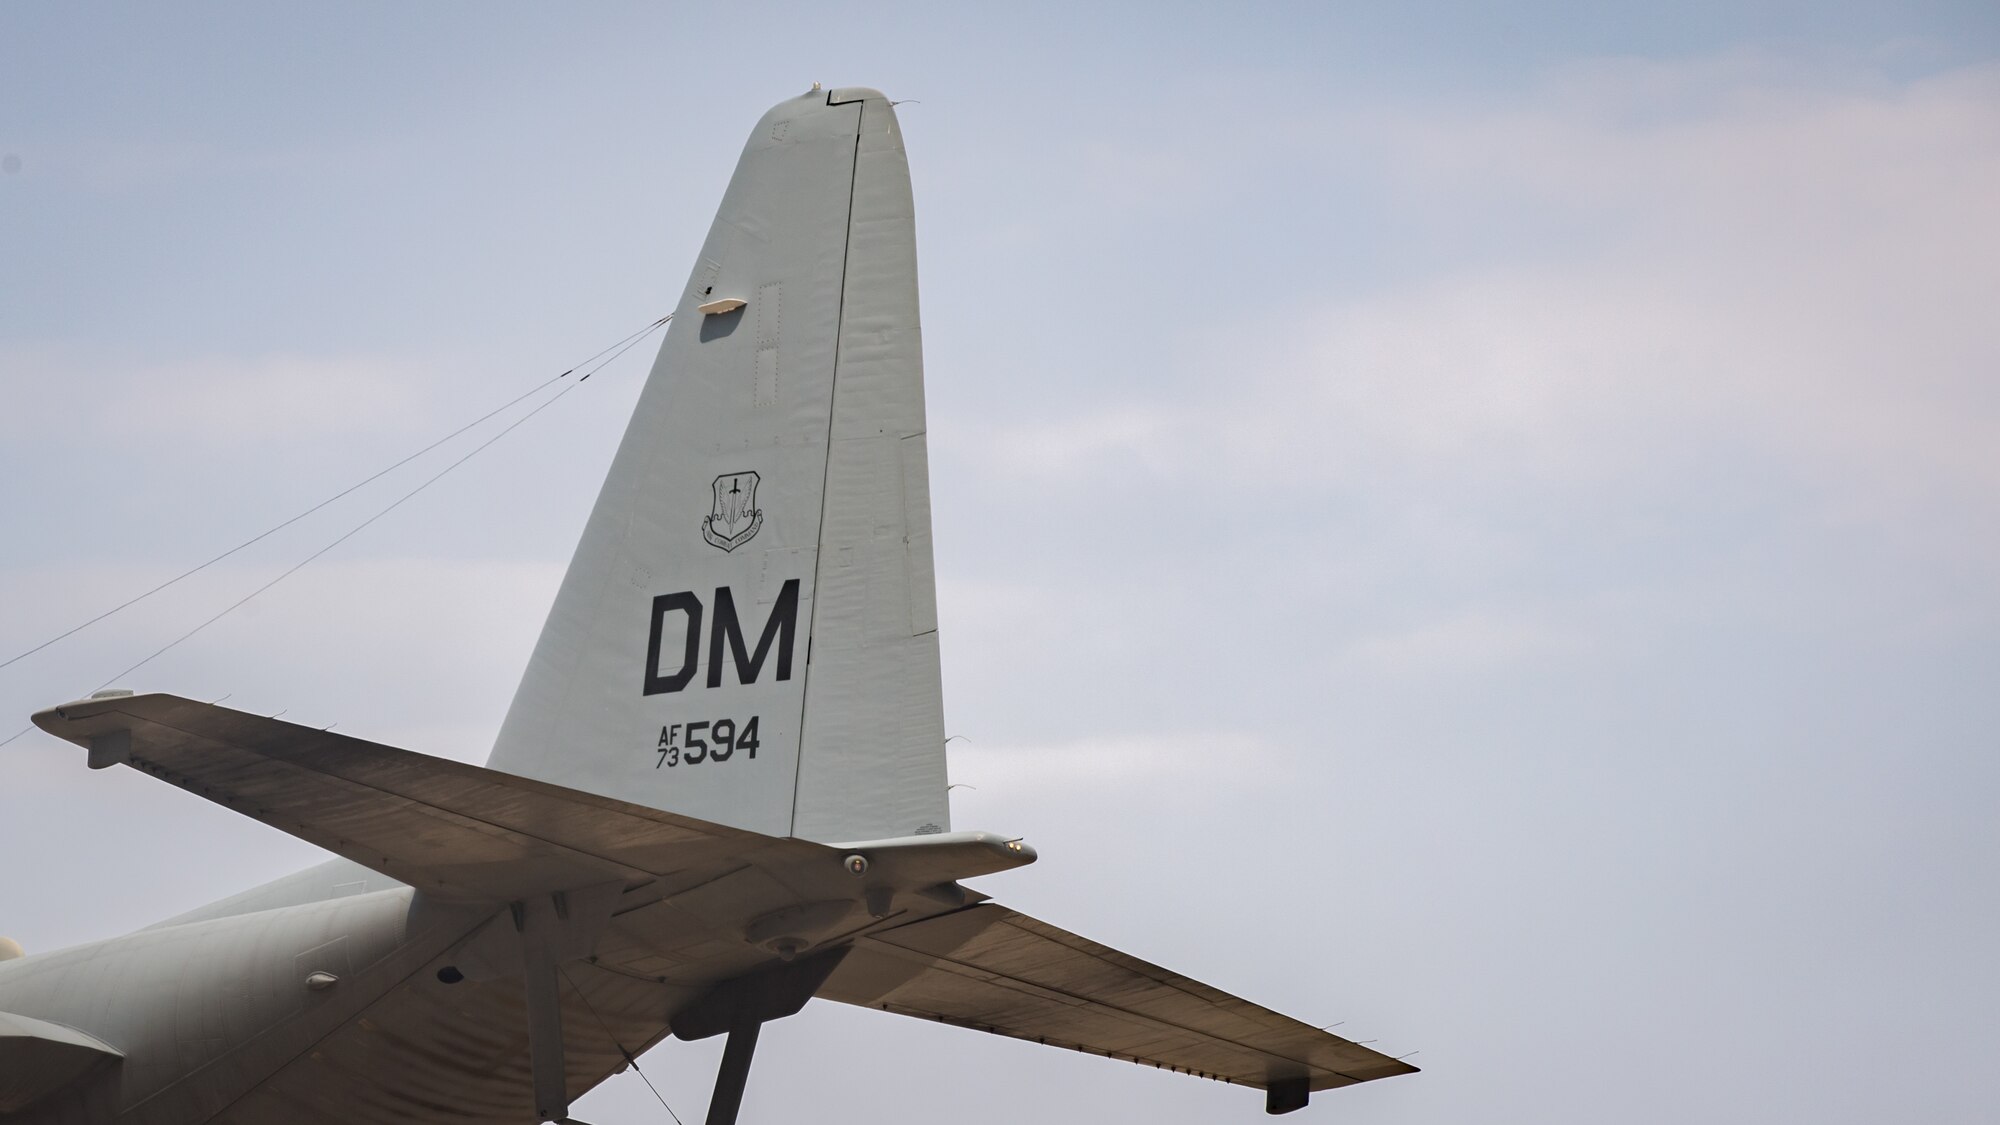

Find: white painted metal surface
487;88;951;845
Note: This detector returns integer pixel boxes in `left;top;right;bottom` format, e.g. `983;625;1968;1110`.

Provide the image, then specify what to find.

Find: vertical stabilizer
488;89;950;843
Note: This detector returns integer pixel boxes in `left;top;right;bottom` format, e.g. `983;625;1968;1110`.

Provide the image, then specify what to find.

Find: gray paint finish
793;89;951;842
486;88;951;846
0;87;1412;1124
0;1013;122;1114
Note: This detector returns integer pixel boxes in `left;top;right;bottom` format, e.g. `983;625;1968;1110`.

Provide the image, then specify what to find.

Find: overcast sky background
4;3;2000;1123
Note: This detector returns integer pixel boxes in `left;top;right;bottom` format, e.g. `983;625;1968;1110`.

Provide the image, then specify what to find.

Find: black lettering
685;721;709;764
644;592;704;695
706;579;800;688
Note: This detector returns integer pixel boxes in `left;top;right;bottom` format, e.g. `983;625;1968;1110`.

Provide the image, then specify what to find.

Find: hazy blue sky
4;4;1999;1123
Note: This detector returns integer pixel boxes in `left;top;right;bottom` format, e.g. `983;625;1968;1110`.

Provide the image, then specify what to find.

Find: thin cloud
1339;608;1584;677
961;57;2000;522
0;345;437;444
950;731;1276;790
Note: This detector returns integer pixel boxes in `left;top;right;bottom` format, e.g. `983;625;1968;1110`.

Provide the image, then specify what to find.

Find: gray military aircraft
0;87;1415;1125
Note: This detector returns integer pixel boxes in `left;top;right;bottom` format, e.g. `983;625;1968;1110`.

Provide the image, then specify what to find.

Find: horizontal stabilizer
30;693;825;902
0;1010;123;1113
820;904;1415;1110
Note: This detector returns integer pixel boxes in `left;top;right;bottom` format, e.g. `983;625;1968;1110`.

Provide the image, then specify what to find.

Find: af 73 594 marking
655;717;763;768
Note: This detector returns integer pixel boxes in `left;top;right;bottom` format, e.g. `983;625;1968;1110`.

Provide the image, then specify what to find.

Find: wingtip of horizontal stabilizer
32;691;173;769
31;688;153;733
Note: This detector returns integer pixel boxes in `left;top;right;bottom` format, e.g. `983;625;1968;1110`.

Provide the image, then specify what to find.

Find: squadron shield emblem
701;471;764;552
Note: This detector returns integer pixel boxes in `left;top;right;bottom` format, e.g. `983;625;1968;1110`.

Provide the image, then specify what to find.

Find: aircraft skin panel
22;691;1043;1124
23;692;1404;1117
485;87;952;847
0;891;678;1125
484;89;863;839
792;91;951;843
142;860;406;933
820;904;1418;1095
210;957;684;1125
0;888;467;1125
29;694;832;905
0;1012;123;1116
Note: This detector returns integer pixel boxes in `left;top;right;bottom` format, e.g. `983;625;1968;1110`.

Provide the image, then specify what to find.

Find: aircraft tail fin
487;88;950;843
